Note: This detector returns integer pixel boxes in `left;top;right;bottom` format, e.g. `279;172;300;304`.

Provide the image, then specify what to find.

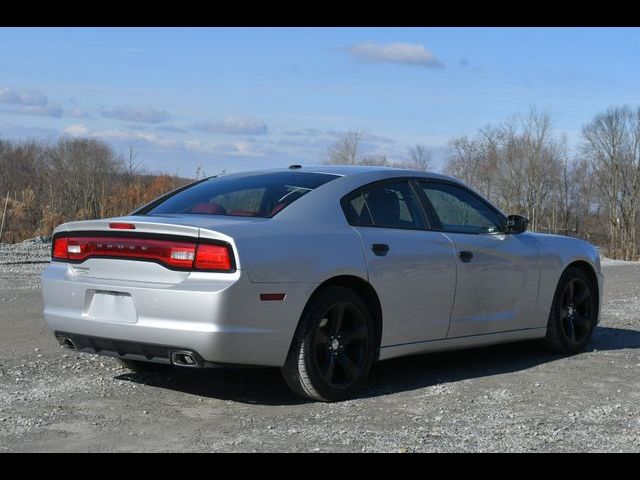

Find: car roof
215;164;457;182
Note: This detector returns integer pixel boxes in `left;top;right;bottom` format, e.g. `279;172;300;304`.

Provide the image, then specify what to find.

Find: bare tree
325;130;363;165
445;109;563;232
0;136;188;242
359;154;389;167
404;144;433;171
582;106;640;260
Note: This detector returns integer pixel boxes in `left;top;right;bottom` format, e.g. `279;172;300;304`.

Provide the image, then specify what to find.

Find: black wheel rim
313;301;369;389
560;278;593;344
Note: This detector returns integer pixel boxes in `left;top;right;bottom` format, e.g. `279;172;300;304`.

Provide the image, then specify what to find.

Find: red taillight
109;222;136;230
51;235;233;272
52;237;69;260
194;244;232;271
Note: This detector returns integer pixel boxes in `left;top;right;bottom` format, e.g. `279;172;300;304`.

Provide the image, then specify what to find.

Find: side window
420;182;505;234
343;192;373;225
343;181;426;229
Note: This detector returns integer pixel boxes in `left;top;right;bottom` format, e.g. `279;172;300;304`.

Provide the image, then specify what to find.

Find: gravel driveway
1;241;639;452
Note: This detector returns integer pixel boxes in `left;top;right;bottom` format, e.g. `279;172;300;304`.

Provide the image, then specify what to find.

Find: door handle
371;243;390;256
458;251;474;262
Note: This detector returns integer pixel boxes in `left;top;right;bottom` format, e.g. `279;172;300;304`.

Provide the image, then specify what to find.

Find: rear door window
343;181;426;229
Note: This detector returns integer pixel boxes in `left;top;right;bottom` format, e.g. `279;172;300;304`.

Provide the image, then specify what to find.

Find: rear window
138;171;339;218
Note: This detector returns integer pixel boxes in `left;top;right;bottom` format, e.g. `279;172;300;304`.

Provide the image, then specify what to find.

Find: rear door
417;180;540;337
343;179;456;347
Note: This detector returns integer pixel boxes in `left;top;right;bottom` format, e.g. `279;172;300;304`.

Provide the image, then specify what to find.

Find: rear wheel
281;286;376;402
543;266;597;353
117;358;173;372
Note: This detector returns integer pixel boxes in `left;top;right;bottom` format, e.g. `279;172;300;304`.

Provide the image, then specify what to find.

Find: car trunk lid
52;216;244;284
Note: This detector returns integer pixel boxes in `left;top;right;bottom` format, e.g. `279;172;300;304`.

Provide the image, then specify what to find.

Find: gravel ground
1;242;640;452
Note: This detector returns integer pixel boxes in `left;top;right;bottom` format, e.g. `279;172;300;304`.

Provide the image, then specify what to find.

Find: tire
281;286;376;402
543;266;598;354
117;358;173;372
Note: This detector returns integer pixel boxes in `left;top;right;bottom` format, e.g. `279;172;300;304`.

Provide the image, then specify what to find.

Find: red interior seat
190;202;227;214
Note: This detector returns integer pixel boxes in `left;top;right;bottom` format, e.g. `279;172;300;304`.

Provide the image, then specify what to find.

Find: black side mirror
506;215;529;234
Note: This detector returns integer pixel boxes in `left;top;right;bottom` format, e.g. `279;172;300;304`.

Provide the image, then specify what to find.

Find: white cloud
0;86;79;118
65;126;263;157
62;124;180;150
66;107;91;119
191;117;268;135
155;124;187;133
0;87;48;106
64;124;90;136
101;105;170;123
95;128;179;148
347;42;443;67
4;104;64;118
185;139;266;157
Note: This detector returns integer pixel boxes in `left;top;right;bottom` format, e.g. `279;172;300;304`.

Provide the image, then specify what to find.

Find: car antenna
289;164;302;169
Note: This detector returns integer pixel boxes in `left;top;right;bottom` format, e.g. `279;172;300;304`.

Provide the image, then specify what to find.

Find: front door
417;180;540;338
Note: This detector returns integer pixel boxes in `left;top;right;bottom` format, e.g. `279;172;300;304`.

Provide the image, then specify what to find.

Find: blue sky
1;27;639;176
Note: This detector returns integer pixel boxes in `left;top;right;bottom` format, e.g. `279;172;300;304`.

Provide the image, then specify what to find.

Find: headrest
366;189;400;224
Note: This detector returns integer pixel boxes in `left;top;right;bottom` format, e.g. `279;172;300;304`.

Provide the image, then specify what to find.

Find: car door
342;179;456;347
417;180;540;338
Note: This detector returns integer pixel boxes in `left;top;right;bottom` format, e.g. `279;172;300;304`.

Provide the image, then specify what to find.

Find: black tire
543;266;598;353
281;286;376;402
117;358;173;372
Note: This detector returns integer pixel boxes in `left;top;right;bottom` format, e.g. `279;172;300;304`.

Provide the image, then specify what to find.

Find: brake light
194;244;232;271
51;235;234;272
52;237;69;260
109;223;136;230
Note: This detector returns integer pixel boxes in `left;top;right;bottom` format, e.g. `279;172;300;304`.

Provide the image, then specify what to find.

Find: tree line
324;106;640;261
2;104;639;260
0;137;189;243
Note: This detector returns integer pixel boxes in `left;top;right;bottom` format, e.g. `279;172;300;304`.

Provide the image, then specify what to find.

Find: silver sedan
42;166;603;401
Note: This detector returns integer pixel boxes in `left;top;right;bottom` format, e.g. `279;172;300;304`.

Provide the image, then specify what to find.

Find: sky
0;27;639;177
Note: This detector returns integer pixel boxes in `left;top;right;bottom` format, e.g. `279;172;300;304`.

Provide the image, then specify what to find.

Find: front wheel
281;286;376;402
543;266;597;353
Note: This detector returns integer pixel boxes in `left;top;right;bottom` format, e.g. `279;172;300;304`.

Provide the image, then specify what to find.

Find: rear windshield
137;171;339;218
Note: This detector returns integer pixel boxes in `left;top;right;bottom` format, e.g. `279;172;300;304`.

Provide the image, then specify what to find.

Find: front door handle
371;243;390;256
458;251;474;262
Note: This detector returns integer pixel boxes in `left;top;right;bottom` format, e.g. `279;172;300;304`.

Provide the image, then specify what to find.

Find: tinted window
140;172;339;218
343;192;373;225
421;182;505;234
344;181;426;229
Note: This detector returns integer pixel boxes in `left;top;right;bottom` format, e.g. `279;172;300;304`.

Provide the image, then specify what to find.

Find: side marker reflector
260;293;286;301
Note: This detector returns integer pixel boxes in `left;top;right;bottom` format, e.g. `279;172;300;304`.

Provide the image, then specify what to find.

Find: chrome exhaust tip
56;336;76;350
170;350;199;367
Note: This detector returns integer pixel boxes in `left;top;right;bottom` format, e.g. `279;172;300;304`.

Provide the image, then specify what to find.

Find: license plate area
83;290;138;324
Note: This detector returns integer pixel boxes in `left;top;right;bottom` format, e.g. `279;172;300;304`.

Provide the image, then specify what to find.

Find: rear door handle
458;251;474;262
371;243;390;256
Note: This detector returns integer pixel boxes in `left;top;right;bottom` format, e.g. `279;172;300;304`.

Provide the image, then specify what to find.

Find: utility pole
0;191;9;243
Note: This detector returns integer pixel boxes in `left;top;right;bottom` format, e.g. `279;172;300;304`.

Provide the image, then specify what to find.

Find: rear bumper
53;331;251;368
42;262;315;367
